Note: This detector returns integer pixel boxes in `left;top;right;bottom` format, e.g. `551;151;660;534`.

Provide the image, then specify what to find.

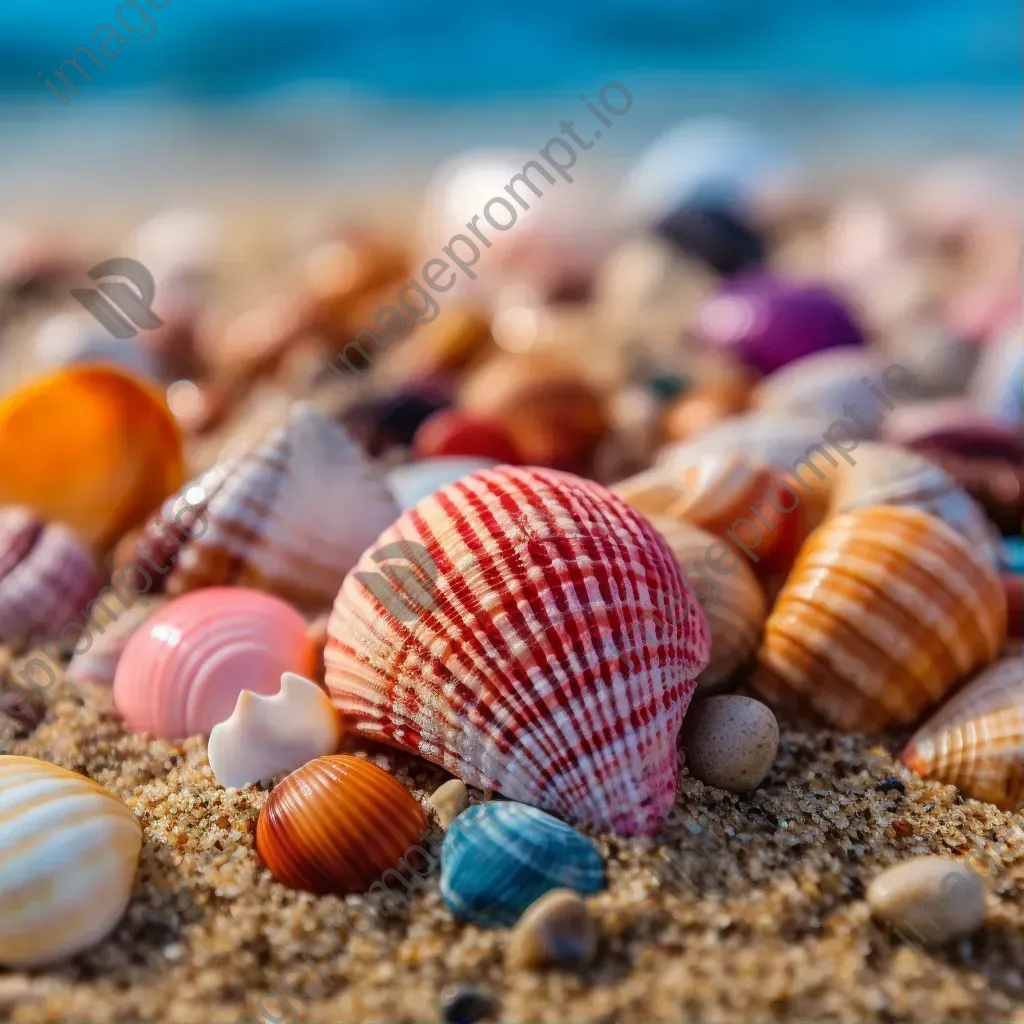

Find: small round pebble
866;855;985;947
682;695;779;792
428;779;469;829
506;888;598;971
439;983;494;1024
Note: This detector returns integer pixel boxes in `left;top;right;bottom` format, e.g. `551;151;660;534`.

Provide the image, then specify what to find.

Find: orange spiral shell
256;755;427;895
755;505;1007;731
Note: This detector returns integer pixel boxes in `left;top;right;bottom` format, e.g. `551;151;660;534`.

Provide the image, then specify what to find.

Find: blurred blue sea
0;0;1018;100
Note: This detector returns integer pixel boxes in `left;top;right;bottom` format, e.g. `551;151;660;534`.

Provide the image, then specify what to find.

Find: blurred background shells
618;117;795;226
385;457;499;511
900;655;1024;809
644;516;765;691
0;507;101;647
457;354;609;473
0;366;183;549
326;464;710;836
0;756;142;968
29;313;162;382
440;802;604;926
256;754;426;895
827;443;1002;568
756;505;1007;731
337;385;451;459
749;348;888;432
114;587;316;740
122;404;399;613
693;274;865;378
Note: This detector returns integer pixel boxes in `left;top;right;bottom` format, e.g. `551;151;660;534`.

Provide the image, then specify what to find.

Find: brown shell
828;443;1001;569
255;755;427;895
646;515;766;692
900;656;1024;809
458;353;609;472
755;505;1007;731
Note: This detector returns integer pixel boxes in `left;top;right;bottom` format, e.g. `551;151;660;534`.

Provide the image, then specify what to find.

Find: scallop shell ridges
900;656;1024;809
325;465;711;836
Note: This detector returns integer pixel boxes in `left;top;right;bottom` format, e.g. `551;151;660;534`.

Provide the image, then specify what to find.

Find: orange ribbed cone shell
755;505;1007;731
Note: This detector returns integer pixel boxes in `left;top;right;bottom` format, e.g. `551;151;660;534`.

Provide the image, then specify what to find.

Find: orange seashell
756;505;1007;731
646;515;765;692
458;353;608;473
613;453;807;579
256;754;427;895
828;443;1001;569
0;366;183;548
900;656;1024;809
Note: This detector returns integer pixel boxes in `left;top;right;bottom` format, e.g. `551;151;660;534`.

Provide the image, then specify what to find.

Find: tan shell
756;505;1007;731
828;443;1001;569
646;516;765;691
613;453;807;577
900;656;1024;809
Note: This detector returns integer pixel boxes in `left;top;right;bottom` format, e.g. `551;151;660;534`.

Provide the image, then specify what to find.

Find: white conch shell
207;672;340;788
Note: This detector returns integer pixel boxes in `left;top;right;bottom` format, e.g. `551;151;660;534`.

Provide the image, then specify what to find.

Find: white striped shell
645;515;765;692
125;403;400;612
325;465;711;836
828;443;1001;569
0;756;142;967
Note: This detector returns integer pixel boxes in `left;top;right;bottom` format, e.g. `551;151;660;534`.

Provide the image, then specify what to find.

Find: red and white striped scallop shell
325;465;710;837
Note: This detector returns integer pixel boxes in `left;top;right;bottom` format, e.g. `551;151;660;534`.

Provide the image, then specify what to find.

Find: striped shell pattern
756;505;1006;731
325;465;711;836
900;656;1024;810
126;404;399;612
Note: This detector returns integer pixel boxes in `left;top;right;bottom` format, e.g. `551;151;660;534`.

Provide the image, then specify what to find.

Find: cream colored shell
0;756;142;967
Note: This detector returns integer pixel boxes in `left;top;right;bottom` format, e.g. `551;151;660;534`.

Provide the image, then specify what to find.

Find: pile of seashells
0;130;1020;983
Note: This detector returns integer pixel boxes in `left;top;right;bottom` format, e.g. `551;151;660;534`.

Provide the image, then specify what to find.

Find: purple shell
695;272;865;376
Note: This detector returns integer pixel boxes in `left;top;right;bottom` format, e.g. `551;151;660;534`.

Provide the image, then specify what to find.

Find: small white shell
207;672;340;788
0;756;142;967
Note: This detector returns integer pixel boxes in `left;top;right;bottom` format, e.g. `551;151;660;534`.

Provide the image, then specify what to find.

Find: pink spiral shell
114;587;316;740
325;465;711;836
